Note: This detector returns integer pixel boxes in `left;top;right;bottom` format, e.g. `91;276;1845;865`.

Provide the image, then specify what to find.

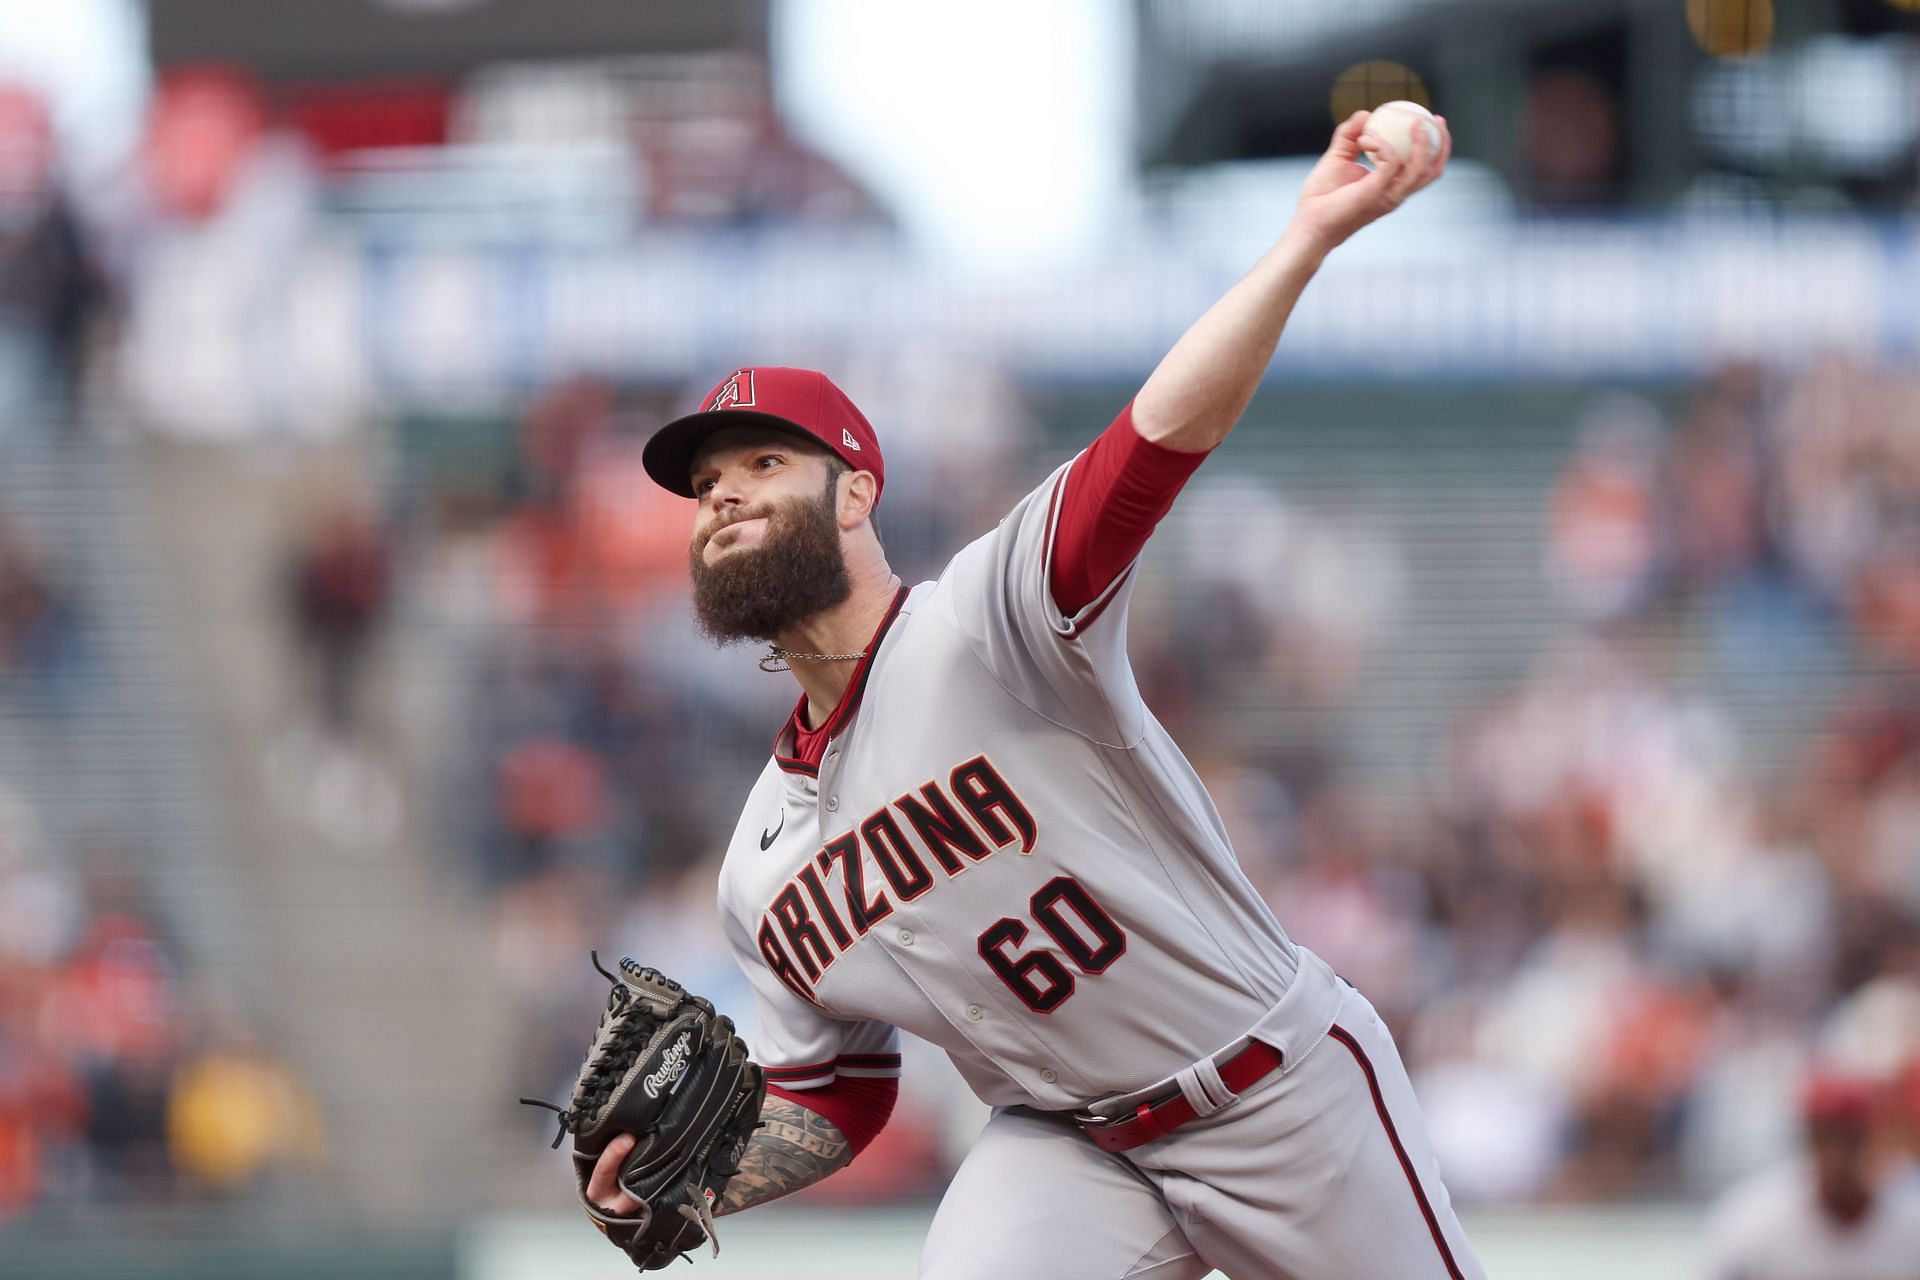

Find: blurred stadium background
2;0;1919;1275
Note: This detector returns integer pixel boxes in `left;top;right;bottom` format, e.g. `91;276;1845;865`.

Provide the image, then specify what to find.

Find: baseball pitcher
555;111;1484;1279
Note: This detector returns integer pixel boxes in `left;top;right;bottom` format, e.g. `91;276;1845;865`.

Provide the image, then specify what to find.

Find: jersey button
825;796;839;812
1040;1069;1058;1084
965;1003;983;1021
897;928;914;945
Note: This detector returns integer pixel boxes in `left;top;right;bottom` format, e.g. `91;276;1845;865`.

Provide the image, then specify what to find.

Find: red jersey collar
773;584;910;777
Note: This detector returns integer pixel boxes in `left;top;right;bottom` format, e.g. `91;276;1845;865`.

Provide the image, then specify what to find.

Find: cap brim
641;409;821;498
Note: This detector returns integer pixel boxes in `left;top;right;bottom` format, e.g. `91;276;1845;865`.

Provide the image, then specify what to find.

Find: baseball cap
1800;1070;1875;1127
642;367;885;500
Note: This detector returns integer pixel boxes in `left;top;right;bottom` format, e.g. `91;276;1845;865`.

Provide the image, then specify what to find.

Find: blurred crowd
0;84;108;425
1;50;879;434
0;510;83;708
1550;358;1920;672
0;787;321;1219
2;473;321;1218
1301;359;1920;1204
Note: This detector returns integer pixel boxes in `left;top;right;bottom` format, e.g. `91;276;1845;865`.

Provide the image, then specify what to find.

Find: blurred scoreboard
148;0;767;80
142;0;782;181
1138;0;1920;208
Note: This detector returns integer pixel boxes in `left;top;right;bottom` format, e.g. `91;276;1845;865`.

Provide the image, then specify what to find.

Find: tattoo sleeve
715;1093;853;1216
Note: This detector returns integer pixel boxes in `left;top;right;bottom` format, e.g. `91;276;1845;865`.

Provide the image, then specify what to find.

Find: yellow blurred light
1882;0;1920;11
1686;0;1775;59
1330;61;1432;122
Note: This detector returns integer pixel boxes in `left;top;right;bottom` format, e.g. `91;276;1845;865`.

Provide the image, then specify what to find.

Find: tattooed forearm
716;1094;852;1216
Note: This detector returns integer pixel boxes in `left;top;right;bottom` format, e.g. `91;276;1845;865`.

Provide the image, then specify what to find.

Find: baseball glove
522;954;765;1271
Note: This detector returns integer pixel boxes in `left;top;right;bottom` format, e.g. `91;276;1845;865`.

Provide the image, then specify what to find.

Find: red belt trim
1076;1040;1283;1153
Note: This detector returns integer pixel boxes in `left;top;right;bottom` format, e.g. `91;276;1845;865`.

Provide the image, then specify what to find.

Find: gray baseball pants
918;984;1486;1280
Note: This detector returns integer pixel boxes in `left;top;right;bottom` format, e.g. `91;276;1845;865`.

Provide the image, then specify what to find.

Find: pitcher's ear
840;470;879;528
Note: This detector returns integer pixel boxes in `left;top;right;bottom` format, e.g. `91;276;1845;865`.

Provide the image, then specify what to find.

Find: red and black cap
1801;1070;1876;1127
642;367;885;500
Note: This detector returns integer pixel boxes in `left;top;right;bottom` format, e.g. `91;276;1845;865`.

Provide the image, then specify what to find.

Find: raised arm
1131;110;1450;453
1046;112;1449;618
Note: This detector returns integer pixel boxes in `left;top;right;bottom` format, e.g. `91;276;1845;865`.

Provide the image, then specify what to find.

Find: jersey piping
1328;1025;1469;1280
1043;476;1142;640
762;1050;904;1091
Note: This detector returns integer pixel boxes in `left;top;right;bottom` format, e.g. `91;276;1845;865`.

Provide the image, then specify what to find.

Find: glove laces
518;951;640;1148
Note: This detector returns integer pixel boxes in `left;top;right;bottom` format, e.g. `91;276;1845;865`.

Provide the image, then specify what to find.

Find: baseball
1363;99;1441;164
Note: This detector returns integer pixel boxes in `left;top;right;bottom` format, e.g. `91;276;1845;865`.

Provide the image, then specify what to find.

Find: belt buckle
1072;1084;1179;1131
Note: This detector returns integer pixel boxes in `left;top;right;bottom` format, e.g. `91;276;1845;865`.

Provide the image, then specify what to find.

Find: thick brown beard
688;474;851;645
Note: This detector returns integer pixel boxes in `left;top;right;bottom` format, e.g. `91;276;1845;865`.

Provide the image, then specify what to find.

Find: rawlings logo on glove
643;1032;694;1099
521;955;766;1272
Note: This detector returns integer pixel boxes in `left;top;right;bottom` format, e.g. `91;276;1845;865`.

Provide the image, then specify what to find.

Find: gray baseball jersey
714;459;1484;1279
716;458;1333;1104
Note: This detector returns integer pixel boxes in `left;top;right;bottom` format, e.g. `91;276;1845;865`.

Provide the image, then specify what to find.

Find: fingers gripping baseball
1326;109;1373;164
1364;114;1450;204
1293;109;1450;250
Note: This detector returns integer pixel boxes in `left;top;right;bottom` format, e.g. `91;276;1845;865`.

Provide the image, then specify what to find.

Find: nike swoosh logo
760;809;786;851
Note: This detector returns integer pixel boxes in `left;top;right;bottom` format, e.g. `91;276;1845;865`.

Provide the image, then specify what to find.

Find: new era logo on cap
642;366;886;501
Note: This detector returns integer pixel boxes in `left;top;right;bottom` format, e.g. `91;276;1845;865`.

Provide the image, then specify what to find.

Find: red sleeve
768;1075;898;1158
1049;403;1211;617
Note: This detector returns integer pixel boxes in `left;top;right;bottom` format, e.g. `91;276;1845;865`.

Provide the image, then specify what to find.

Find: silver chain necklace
759;646;868;674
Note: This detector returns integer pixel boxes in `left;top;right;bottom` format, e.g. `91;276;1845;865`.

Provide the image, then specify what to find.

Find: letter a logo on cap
841;428;861;451
708;369;755;411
